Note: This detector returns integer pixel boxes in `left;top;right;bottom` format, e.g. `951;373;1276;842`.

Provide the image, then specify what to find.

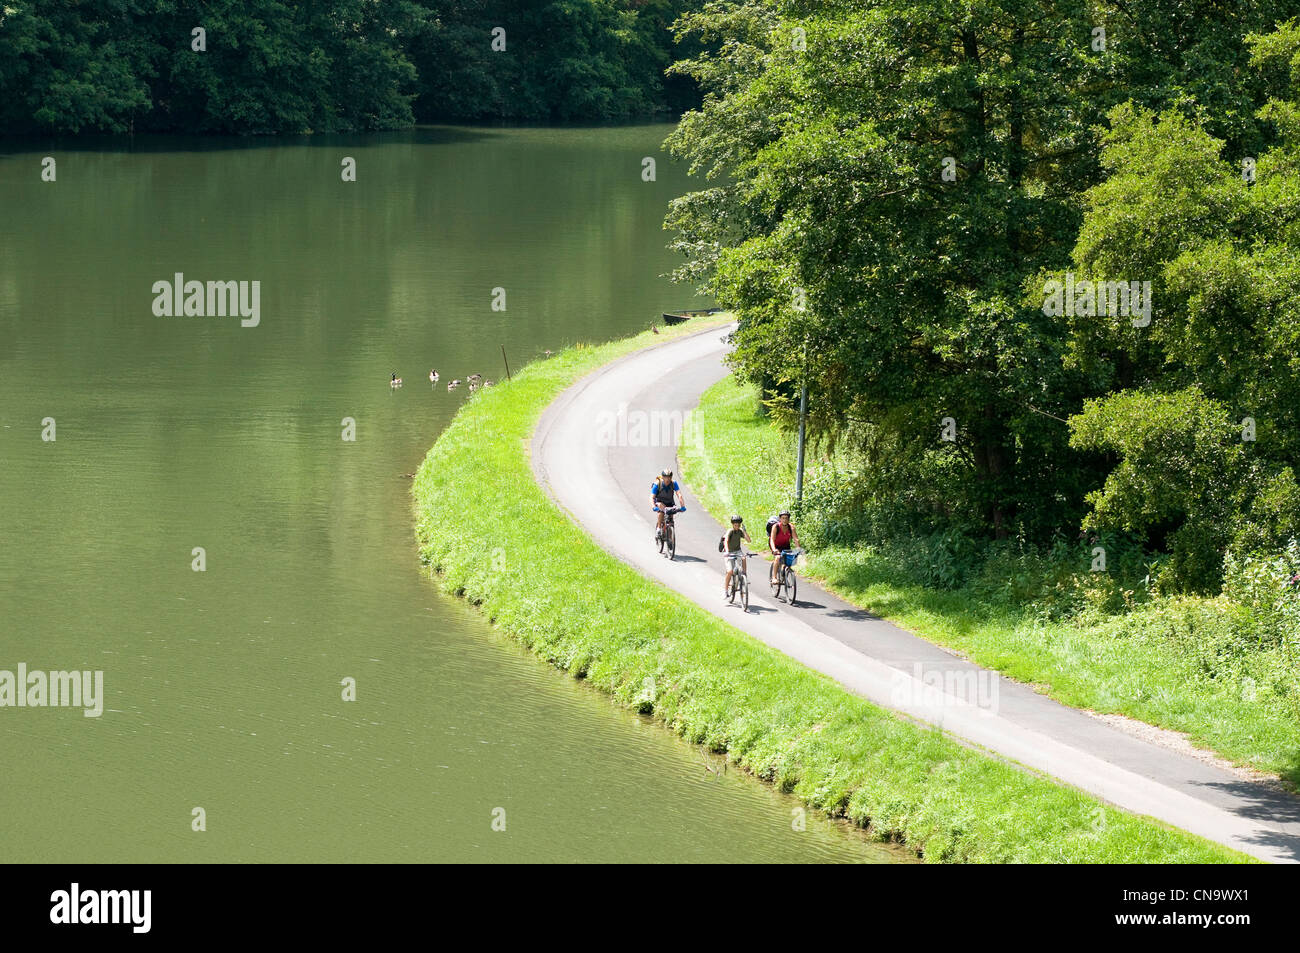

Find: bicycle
655;505;683;559
771;548;801;604
723;551;758;612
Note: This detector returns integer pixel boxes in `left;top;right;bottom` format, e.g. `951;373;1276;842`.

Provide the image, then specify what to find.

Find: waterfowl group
390;366;507;392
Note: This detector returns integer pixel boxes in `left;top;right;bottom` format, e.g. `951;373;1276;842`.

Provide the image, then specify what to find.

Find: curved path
532;325;1300;863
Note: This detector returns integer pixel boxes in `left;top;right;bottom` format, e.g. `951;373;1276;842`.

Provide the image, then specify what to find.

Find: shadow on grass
1280;752;1300;791
816;555;1000;637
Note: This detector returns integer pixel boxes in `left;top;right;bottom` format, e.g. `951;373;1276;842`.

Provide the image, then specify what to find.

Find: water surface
0;126;902;863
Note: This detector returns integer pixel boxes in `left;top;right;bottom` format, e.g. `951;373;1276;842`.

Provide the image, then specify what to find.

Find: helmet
661;468;673;477
730;515;743;524
779;510;791;518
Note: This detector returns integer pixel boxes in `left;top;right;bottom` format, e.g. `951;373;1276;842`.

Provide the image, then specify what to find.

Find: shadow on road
1196;778;1300;861
824;606;878;621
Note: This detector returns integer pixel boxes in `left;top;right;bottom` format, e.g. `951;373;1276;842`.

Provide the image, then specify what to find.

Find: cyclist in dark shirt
650;468;685;538
723;516;751;599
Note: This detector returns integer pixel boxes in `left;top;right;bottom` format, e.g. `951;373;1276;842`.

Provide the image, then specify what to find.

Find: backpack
765;515;779;537
718;535;725;553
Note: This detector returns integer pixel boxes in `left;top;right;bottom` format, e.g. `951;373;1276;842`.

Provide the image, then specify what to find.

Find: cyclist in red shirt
769;510;800;586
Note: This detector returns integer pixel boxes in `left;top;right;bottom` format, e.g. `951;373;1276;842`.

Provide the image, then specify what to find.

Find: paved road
532;325;1300;863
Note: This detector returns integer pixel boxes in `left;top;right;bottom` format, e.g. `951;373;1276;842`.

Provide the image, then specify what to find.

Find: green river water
0;125;901;863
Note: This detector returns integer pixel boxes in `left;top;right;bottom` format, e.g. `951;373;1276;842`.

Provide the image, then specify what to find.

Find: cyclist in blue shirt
650;468;685;539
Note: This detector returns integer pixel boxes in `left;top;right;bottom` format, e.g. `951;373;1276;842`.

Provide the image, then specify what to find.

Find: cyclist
722;515;751;600
769;509;801;586
650;468;685;538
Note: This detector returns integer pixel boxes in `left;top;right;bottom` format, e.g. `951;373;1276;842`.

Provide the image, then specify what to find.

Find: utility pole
794;331;810;504
795;382;808;504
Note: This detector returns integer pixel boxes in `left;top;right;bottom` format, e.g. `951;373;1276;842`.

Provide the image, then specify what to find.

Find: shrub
1221;539;1300;646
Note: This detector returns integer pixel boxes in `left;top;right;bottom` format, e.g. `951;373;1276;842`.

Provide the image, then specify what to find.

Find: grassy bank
679;376;1300;789
413;323;1246;862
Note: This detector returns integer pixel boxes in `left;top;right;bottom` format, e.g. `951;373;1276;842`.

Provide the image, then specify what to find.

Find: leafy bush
1222;539;1300;644
1085;593;1300;724
1066;388;1300;594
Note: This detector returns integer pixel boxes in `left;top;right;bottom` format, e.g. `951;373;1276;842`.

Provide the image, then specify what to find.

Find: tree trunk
975;405;1011;540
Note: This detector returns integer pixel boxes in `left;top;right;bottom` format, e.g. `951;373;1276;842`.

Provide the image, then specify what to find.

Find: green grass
413;322;1248;862
680;375;1300;789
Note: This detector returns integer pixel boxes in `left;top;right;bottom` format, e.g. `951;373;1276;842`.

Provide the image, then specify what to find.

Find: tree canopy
0;1;701;134
666;1;1300;591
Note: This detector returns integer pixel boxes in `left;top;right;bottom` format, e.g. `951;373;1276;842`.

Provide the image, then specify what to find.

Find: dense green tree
666;1;1300;565
1058;25;1300;589
1093;0;1300;156
145;0;421;133
667;0;1116;539
406;0;698;121
0;1;154;133
0;0;695;133
1069;387;1300;590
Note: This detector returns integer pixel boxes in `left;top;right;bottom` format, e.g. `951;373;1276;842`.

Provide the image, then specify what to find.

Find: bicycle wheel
740;574;749;612
666;525;676;560
788;568;797;605
727;569;736;604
